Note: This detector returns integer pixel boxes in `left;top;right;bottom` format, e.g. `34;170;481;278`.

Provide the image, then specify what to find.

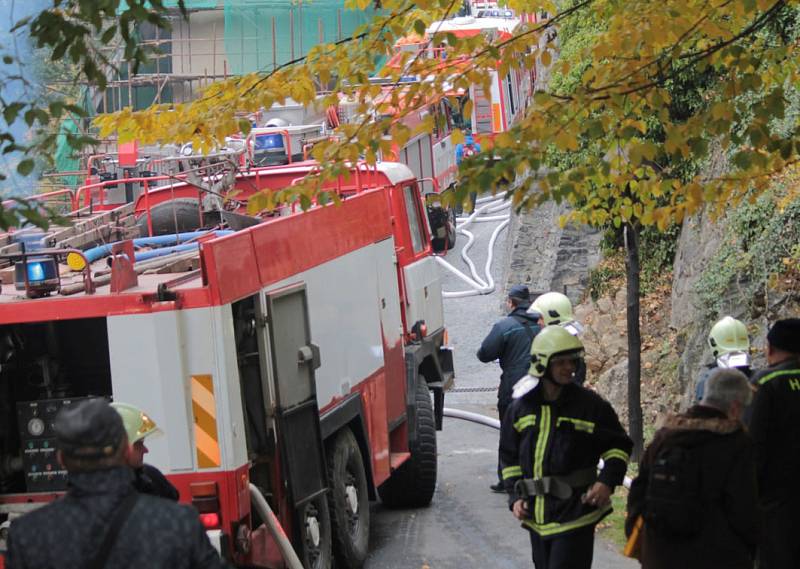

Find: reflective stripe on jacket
500;382;632;538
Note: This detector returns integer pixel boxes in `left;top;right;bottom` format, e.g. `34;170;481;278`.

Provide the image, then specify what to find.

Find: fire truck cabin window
403;184;426;254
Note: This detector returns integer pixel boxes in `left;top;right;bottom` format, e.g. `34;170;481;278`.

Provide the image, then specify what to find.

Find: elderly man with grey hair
625;368;759;569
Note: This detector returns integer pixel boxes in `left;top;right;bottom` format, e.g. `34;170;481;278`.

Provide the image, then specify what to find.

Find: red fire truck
0;160;453;569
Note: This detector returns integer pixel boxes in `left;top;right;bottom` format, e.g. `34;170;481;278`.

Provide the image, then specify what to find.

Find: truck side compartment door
265;284;327;507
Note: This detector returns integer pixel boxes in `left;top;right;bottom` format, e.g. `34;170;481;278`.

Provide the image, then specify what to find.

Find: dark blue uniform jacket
477;306;540;404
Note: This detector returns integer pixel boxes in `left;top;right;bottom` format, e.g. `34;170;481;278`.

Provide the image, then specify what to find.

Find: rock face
669;209;725;331
505;202;602;304
574;289;628;376
593;359;629;423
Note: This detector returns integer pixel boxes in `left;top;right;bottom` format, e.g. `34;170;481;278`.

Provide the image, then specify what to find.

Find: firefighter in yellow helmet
111;402;178;501
500;326;632;569
529;292;587;384
694;316;752;402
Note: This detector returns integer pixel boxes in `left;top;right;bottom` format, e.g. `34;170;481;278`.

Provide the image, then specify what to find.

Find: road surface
365;202;636;568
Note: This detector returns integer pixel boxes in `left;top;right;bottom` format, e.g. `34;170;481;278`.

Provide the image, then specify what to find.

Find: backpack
644;442;705;538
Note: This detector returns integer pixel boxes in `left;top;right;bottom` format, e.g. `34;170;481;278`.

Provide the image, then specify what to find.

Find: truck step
389;452;411;471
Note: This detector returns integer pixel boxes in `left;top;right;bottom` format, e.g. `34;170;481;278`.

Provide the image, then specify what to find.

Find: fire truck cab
0;161;453;569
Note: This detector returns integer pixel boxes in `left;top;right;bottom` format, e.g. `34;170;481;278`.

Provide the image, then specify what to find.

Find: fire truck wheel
326;428;370;568
300;496;333;569
136;198;202;236
377;381;437;508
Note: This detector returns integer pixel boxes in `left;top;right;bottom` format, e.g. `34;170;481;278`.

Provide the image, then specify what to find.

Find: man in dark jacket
478;284;542;492
748;318;800;569
501;326;632;568
5;398;226;569
626;368;758;569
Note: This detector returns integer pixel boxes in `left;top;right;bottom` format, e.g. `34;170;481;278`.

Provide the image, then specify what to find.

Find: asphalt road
364;203;637;568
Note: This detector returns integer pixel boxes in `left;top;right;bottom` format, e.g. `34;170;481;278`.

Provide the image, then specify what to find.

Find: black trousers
529;526;594;569
759;500;800;569
497;401;509;483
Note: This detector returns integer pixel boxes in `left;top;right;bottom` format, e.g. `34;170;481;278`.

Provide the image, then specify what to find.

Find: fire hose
249;483;305;569
442;407;633;489
436;195;511;298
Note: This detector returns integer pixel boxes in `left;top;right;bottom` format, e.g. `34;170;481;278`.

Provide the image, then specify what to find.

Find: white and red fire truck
388;12;536;146
0;160;453;569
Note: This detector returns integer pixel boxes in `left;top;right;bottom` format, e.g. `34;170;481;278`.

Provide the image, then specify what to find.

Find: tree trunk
624;222;644;461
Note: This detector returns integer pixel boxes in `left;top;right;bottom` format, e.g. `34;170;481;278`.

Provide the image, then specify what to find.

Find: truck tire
377;381;437;507
300;496;333;569
136;198;202;236
326;428;370;568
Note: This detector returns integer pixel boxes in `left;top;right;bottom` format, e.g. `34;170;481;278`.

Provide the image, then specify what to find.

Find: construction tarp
224;0;376;74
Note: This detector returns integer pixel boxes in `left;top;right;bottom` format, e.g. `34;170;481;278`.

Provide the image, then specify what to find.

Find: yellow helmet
708;316;749;358
111;402;162;445
531;292;574;325
529;325;584;377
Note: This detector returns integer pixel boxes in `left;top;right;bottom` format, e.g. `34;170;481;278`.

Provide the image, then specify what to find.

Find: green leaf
17;159;35;176
3;102;25;125
238;119;252;136
413;19;426;36
48;101;64;119
100;25;117;45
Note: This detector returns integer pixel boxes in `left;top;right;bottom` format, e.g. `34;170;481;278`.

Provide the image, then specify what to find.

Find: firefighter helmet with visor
111;402;162;445
529;325;584;378
531;292;575;326
708;316;749;358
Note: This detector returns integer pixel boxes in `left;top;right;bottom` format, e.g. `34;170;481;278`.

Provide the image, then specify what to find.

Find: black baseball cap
55;398;127;459
767;318;800;354
508;284;531;305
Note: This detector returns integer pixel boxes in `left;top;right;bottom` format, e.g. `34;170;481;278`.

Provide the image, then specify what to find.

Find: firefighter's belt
514;468;597;500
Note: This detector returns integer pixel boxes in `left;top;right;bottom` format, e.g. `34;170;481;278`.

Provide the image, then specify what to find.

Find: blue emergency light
254;133;285;152
14;257;59;296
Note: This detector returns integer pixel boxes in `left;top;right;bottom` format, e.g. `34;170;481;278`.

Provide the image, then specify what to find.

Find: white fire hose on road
437;195;511;298
442;407;633;489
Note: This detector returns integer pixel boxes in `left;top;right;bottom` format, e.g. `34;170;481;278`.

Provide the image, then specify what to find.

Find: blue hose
134;242;200;262
83;230;233;264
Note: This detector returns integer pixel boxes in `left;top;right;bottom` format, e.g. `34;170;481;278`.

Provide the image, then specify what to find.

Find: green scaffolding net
53;118;80;188
224;0;376;74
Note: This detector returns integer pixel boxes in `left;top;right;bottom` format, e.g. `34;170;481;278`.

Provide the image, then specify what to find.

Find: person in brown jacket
625;368;758;569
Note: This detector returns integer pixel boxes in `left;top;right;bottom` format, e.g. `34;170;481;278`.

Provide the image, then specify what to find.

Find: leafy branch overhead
0;0;181;226
94;0;800;227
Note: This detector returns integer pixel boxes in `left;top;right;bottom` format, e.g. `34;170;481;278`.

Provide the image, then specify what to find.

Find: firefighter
455;131;481;214
530;292;587;384
112;402;179;501
478;284;541;493
748;318;800;569
694;316;752;403
5;398;226;569
500;326;632;569
455;132;481;165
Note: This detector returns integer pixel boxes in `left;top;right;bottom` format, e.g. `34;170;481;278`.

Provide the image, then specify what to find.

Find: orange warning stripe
191;374;221;468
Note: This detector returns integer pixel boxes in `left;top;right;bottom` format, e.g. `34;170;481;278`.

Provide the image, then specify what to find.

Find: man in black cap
478;284;542;492
5;398;226;569
748;318;800;569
